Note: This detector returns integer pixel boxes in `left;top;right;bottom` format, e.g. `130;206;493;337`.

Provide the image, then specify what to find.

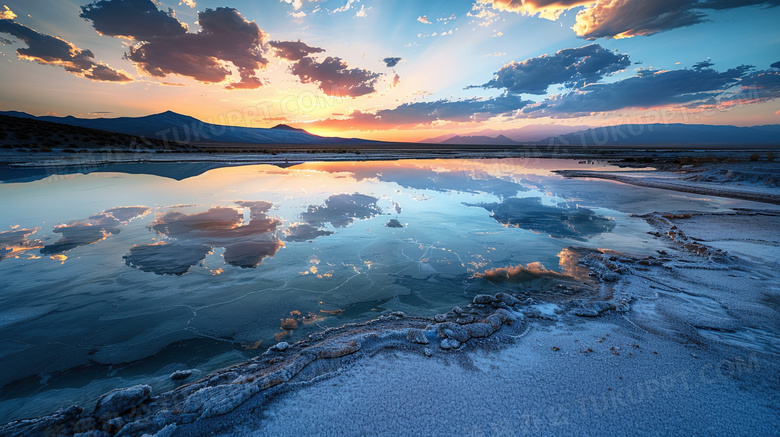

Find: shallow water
0;157;760;423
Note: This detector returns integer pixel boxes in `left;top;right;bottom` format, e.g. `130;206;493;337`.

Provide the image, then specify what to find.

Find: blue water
0;157;750;422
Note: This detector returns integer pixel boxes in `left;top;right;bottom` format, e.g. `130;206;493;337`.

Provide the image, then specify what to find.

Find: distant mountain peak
440;134;519;146
271;123;306;132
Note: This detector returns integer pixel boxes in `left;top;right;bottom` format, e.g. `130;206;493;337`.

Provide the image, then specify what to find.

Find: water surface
0;157;756;422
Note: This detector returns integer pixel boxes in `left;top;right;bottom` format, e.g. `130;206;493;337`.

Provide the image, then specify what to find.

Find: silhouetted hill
0;113;191;152
0;111;375;145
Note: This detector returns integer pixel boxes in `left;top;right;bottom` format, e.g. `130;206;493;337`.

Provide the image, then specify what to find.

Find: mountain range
0;110;374;146
425;123;780;147
2;110;779;147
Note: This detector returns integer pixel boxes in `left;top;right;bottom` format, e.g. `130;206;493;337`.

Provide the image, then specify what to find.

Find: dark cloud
81;1;267;89
523;64;753;118
150;204;279;239
771;61;780;70
484;0;780;39
269;40;325;61
317;94;531;128
693;60;715;70
386;219;403;228
0;19;132;82
223;240;284;267
699;0;780;10
301;194;382;228
284;223;334;242
383;57;402;68
739;70;780;101
124;242;211;276
79;0;187;40
289;56;381;97
41;207;150;255
468;197;615;240
0;227;42;261
573;0;780;39
572;0;704;39
479;44;630;94
128;202;283;274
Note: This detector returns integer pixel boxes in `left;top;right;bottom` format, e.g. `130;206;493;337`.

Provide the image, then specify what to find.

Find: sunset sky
1;0;779;142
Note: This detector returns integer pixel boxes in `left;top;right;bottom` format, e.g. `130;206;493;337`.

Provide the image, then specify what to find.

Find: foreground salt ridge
3;208;778;436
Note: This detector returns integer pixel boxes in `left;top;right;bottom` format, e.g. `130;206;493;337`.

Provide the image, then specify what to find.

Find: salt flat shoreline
0;144;776;167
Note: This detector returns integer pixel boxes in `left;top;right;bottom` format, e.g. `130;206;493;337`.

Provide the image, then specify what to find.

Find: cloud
771;61;780;70
0;16;133;82
522;63;754;117
80;0;188;40
417;15;431;24
85;64;134;82
300;193;382;228
269;40;325;61
41;207;149;255
700;0;780;9
571;0;704;39
126;201;284;274
467;197;615;240
289;56;381;97
81;1;267;89
284;223;334;242
333;0;359;13
480;0;593;19
481;0;780;39
383;57;402;68
739;70;780;102
179;0;196;8
316;93;531;129
0;5;16;20
124;241;212;276
479;44;630;94
281;0;304;10
0;227;42;261
356;5;369;17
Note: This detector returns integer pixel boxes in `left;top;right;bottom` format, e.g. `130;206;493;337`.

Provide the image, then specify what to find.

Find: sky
0;0;779;142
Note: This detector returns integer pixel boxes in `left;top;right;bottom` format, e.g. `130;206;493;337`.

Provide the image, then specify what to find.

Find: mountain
439;135;520;146
0;110;375;145
421;124;591;144
536;123;780;147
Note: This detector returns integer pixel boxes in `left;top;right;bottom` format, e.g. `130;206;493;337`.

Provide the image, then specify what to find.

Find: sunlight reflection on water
0;158;745;422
